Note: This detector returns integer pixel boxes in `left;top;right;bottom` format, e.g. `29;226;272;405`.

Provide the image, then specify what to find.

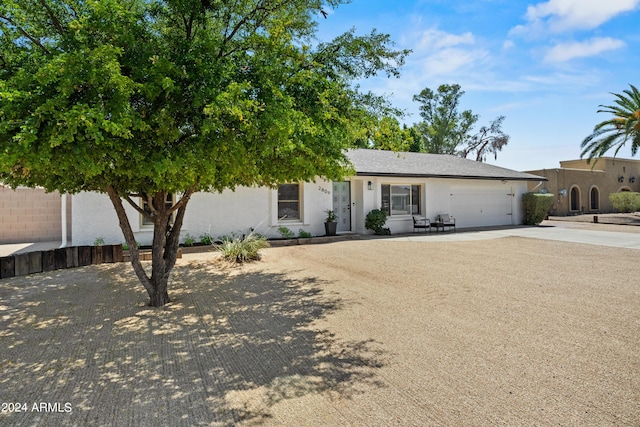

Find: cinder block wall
0;186;69;244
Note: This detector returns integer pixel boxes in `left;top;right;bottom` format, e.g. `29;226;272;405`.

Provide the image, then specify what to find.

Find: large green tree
0;0;408;306
359;116;414;152
411;83;509;161
413;84;478;155
581;84;640;163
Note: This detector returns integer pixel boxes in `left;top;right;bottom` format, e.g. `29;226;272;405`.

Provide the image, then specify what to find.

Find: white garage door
450;187;513;228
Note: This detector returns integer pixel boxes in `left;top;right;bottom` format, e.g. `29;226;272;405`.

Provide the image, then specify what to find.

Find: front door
333;181;351;232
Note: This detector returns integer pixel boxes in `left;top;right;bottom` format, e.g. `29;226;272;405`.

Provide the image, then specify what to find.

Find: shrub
522;192;554;225
122;241;140;251
93;237;105;246
183;233;196;246
277;226;295;239
609;192;640;213
298;229;312;238
217;233;270;263
199;233;214;245
365;208;390;235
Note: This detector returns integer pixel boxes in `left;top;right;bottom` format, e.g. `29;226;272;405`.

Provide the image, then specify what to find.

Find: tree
0;0;408;306
581;84;640;163
363;116;413;152
411;84;509;160
459;115;509;162
412;84;478;155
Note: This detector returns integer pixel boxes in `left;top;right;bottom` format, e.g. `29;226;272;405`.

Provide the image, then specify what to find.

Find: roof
345;149;546;182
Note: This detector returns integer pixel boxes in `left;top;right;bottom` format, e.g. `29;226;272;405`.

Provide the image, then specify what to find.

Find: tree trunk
148;286;170;307
106;186;192;307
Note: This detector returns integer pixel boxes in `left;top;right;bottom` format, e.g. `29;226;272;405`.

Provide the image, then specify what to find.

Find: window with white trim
381;184;421;216
278;184;301;221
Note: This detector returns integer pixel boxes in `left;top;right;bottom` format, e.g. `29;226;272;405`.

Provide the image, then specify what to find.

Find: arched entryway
589;186;600;211
570;186;580;212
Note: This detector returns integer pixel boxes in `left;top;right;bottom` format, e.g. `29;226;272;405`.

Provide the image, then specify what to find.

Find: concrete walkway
2;220;640;258
384;222;640;250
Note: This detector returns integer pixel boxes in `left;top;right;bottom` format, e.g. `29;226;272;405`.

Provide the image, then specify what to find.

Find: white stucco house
70;149;545;246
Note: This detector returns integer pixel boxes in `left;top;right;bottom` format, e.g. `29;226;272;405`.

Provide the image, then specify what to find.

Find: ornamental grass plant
217;233;270;264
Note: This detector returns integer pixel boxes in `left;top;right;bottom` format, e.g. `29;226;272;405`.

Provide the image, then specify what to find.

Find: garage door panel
449;188;512;227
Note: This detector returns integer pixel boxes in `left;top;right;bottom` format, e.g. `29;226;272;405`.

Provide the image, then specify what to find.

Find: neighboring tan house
70;149;545;246
525;157;640;216
0;185;71;244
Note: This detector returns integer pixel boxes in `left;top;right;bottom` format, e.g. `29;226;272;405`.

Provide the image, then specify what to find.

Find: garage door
450;187;513;228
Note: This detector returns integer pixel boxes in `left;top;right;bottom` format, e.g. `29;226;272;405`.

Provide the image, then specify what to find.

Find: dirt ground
1;227;639;426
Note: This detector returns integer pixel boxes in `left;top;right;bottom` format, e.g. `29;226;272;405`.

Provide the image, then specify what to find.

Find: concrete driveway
385;220;640;249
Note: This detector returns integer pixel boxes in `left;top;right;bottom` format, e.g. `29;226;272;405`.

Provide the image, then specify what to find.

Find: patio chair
412;216;431;233
438;214;456;232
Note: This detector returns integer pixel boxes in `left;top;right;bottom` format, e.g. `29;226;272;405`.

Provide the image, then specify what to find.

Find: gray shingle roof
345;149;545;181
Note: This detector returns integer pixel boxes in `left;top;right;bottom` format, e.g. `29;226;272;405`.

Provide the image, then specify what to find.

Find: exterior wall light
630;176;636;183
367;181;373;190
618;176;625;183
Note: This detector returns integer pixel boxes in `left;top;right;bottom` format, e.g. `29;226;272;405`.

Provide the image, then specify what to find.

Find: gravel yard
1;227;639;426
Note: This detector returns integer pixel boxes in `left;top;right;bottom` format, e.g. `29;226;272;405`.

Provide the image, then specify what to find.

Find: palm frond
631;132;640;156
581;84;640;162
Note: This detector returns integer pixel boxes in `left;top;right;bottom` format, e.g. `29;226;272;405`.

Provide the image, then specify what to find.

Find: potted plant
324;209;338;236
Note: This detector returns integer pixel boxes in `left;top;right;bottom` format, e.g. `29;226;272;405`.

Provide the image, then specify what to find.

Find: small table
430;222;444;232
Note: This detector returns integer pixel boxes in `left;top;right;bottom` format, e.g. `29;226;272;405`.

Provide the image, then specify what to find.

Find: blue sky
316;0;640;171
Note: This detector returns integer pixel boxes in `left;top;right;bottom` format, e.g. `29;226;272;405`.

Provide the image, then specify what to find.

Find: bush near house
365;209;390;235
298;229;312;238
277;227;295;239
523;193;554;225
609;192;640;213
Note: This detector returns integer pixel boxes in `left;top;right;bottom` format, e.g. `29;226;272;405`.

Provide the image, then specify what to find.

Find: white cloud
502;40;516;50
352;25;494;122
417;28;475;50
402;27;489;80
419;48;489;76
543;37;625;62
511;0;640;35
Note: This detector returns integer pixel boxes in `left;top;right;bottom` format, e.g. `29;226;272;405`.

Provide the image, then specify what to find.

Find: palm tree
581;84;640;164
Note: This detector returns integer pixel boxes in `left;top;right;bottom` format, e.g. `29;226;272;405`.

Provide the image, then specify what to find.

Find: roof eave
354;172;547;181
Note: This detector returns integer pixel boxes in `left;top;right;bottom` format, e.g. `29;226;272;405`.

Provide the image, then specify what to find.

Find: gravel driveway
1;227;638;426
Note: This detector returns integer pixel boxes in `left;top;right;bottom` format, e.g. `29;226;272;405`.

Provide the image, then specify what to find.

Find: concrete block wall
0;186;69;244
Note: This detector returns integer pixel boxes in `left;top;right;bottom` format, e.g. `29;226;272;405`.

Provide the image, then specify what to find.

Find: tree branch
217;0;283;59
106;185;153;292
167;188;195;215
0;14;51;55
123;193;153;220
182;11;194;40
38;0;66;35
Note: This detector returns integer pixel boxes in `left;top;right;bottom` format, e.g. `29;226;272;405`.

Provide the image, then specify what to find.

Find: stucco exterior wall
184;181;333;240
526;157;640;215
71;181;335;246
71;191;137;246
70;176;532;245
0;186;70;244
